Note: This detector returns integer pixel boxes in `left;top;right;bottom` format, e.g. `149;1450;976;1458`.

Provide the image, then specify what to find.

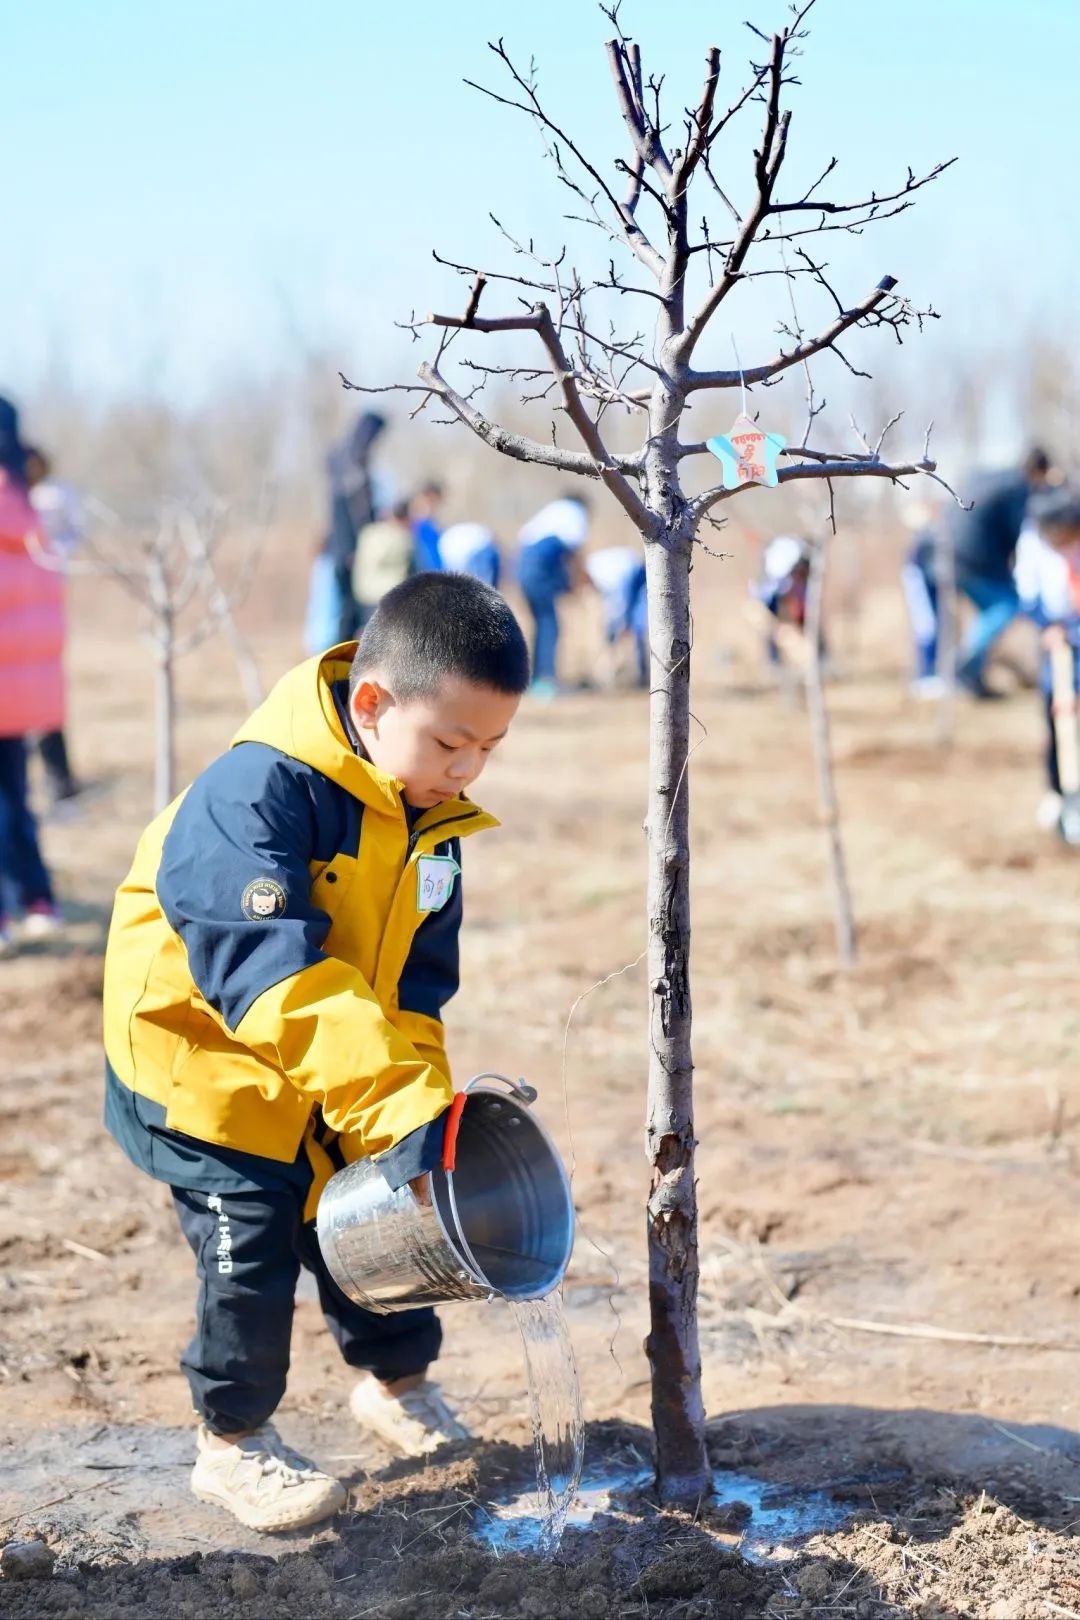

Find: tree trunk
642;531;709;1505
805;538;857;967
149;553;178;814
154;639;177;814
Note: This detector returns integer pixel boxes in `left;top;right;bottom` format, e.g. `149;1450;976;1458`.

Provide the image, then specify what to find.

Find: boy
1014;488;1080;840
103;573;529;1531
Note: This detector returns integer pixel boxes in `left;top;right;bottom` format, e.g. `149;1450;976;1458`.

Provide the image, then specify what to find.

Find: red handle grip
441;1091;468;1173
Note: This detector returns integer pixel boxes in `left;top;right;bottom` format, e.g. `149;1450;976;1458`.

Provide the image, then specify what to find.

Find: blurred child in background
899;500;945;700
584;545;648;688
749;535;813;671
304;412;388;652
24;445;84;803
515;494;590;698
0;399;62;953
437;521;501;588
409;482;445;573
949;446;1055;699
353;500;415;629
1013;487;1080;840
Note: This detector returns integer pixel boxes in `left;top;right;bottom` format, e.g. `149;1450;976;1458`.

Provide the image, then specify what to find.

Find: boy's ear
350;679;390;732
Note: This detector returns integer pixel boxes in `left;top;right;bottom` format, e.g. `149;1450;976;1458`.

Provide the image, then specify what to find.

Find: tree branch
673;47;721;190
423;293;654;531
605;38;673;187
684;273;898;389
468;39;666;278
675;28;789;359
688;452;938;522
770;157;957;215
414;358;648;496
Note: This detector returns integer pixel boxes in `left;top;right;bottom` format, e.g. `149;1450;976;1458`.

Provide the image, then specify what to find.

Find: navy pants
523;590;560;681
36;729;78;800
0;735;53;918
518;537;572;684
172;1186;441;1435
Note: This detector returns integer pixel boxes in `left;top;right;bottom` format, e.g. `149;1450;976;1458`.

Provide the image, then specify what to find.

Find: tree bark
805;538;857;967
642;530;709;1505
154;641;176;814
150;555;177;814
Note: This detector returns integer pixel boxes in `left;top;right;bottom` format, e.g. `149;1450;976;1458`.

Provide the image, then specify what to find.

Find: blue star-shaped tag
706;412;786;491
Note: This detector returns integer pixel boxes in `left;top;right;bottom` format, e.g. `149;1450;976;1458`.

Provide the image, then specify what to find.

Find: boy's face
350;674;519;809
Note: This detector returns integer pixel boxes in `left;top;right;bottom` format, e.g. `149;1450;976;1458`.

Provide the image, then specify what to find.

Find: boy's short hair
350;573;529;702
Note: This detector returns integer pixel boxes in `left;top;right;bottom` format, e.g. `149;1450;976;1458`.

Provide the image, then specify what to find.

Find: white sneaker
190;1423;346;1531
1036;791;1063;831
20;906;62;941
350;1377;471;1457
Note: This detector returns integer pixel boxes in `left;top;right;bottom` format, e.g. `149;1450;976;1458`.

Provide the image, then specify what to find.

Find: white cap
518;497;590;549
439;522;495;571
763;535;807;580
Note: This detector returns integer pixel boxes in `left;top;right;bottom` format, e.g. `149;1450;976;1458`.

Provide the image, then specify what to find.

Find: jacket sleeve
156;743;452;1159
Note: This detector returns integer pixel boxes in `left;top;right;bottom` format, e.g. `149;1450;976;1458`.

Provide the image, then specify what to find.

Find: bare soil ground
2;567;1078;1619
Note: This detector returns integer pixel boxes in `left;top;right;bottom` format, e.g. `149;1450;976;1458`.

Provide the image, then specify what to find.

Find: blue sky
4;0;1078;406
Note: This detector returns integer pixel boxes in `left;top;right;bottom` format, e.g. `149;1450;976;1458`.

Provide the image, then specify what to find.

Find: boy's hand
408;1174;433;1207
1043;623;1068;650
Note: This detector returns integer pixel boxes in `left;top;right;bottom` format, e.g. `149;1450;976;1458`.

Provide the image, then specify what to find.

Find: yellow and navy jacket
103;644;497;1209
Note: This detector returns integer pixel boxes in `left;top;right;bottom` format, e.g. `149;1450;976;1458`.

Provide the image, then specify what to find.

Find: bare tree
74;502;263;810
346;1;957;1503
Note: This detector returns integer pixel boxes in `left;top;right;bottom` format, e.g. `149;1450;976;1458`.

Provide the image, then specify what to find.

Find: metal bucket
316;1075;574;1314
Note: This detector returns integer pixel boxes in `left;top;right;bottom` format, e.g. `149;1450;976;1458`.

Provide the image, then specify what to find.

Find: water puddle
506;1296;585;1557
476;1459;855;1562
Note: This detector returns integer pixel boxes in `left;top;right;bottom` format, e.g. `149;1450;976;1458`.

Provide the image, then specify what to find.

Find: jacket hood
230;643;495;827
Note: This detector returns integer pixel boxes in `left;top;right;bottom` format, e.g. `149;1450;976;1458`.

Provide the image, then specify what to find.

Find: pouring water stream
444;1164;584;1555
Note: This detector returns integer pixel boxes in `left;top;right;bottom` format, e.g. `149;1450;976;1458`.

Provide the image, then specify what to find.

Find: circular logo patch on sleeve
241;878;287;921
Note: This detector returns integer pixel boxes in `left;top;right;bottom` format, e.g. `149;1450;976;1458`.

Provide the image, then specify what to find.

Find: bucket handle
462;1071;538;1106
